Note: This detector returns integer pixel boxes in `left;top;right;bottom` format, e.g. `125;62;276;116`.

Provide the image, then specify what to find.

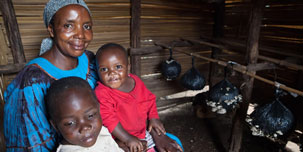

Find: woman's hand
148;119;166;135
116;139;130;152
150;129;183;152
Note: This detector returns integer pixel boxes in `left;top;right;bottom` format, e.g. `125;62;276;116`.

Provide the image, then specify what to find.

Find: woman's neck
41;48;79;70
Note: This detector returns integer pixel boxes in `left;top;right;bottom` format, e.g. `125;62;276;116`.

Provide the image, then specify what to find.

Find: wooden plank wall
0;0;213;99
224;0;303;91
139;0;213;97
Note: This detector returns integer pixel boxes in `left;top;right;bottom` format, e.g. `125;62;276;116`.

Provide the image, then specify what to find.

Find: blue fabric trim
27;53;88;80
166;133;184;151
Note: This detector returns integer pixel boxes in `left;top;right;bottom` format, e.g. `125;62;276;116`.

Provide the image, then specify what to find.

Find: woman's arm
4;65;57;151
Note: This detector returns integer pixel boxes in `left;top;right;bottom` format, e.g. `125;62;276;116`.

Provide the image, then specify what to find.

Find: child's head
95;43;129;89
46;77;102;147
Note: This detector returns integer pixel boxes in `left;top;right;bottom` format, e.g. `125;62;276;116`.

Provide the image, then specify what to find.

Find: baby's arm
150;129;183;152
147;91;166;135
112;123;146;152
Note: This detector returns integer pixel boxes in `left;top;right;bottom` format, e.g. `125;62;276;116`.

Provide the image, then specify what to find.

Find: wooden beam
246;62;276;71
229;0;264;151
130;0;141;76
0;0;26;64
199;35;303;60
183;38;303;71
208;0;225;88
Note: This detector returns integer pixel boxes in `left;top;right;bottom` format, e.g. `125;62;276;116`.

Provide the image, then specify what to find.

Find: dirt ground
158;101;295;152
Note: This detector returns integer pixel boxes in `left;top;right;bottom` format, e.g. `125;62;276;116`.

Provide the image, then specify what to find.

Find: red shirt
95;74;159;139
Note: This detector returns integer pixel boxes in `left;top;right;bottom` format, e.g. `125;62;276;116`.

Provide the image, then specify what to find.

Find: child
95;43;183;152
45;77;123;152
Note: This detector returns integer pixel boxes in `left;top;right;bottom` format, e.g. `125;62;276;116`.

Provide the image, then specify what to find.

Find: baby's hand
148;119;166;135
126;136;146;152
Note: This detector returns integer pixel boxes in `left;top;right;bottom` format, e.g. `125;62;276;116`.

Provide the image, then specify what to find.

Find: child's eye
88;112;97;119
83;24;92;30
100;67;108;72
116;65;122;69
64;121;75;126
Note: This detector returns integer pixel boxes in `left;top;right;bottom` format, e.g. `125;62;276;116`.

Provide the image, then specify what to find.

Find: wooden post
0;0;26;64
229;0;264;152
208;0;225;87
130;0;141;77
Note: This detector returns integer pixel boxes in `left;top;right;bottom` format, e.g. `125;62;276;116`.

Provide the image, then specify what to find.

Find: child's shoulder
95;81;111;91
129;73;143;82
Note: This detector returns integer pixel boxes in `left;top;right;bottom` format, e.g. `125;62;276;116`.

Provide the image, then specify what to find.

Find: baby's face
96;48;129;89
53;88;102;147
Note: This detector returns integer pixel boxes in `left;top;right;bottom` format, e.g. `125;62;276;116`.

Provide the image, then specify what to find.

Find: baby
95;43;183;152
45;77;123;152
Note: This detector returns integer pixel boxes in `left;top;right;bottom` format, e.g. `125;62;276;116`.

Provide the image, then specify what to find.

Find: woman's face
49;4;93;58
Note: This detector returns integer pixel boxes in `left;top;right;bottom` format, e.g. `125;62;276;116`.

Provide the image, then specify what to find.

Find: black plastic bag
206;78;242;114
180;56;205;90
161;48;181;81
246;89;295;140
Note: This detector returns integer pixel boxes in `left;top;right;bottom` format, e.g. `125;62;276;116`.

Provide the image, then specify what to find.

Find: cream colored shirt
56;126;123;152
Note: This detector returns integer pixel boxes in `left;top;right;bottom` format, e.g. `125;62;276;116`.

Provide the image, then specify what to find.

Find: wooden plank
130;46;162;55
0;0;26;64
229;0;264;151
0;24;11;92
130;0;141;76
0;24;7;152
0;63;26;74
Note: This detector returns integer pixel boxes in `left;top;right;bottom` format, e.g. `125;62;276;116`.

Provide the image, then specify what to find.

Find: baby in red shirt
94;43;183;152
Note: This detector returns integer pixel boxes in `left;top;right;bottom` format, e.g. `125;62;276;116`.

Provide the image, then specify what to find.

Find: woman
3;0;97;151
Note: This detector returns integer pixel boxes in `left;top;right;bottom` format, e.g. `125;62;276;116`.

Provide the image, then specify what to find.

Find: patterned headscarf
40;0;91;55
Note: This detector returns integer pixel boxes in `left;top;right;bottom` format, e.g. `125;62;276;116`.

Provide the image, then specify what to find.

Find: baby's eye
100;67;108;72
83;24;92;30
64;24;73;29
88;112;97;119
116;65;123;69
64;121;75;126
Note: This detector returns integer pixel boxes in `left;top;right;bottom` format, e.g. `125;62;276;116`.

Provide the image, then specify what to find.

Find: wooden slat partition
0;0;211;99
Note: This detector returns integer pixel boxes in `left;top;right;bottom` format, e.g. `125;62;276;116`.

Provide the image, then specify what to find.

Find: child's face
97;48;129;89
52;88;102;147
48;4;93;58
